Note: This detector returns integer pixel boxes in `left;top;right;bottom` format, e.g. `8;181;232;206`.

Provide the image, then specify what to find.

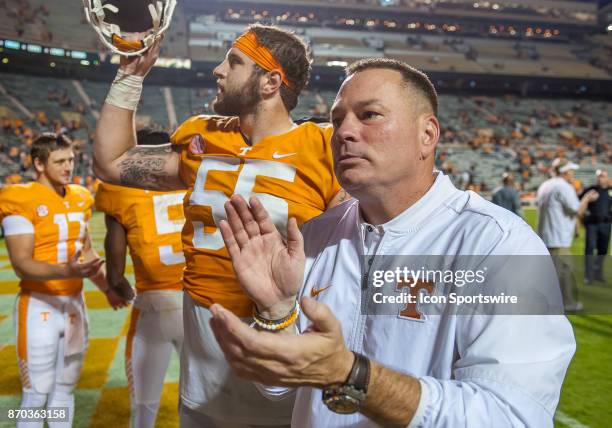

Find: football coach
209;59;575;427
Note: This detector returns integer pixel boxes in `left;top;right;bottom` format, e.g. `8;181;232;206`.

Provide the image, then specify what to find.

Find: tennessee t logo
238;147;253;156
40;311;50;322
396;279;435;320
69;314;77;324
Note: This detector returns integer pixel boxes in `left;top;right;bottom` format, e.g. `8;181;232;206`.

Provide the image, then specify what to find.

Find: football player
95;129;186;428
93;25;348;426
0;133;126;428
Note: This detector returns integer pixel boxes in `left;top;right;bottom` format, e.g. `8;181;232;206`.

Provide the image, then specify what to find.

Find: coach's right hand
220;195;304;319
119;33;163;77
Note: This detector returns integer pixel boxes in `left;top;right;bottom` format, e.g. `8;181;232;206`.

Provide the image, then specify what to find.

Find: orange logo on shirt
69;314;77;324
396;279;435;320
40;311;50;322
36;204;48;217
310;284;332;298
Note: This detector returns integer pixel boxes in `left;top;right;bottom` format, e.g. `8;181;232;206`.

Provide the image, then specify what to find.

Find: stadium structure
0;0;610;195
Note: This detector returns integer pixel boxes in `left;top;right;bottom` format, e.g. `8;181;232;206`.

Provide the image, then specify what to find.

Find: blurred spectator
581;170;611;284
536;158;598;312
491;172;522;217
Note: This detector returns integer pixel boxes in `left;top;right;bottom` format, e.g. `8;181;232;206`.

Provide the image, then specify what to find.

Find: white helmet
82;0;177;57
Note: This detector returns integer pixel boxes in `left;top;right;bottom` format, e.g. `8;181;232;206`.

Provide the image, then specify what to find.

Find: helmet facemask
82;0;177;57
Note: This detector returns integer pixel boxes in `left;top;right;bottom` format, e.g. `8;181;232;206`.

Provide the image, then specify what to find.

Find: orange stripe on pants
125;308;140;398
17;292;31;388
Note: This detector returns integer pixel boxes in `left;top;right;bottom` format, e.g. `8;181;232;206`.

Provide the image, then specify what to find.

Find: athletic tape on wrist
105;69;145;110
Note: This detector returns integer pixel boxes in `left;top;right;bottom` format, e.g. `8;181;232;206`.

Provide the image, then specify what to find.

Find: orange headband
232;31;294;90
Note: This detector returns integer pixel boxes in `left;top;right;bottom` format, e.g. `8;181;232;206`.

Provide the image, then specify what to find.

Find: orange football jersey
171;115;341;316
95;183;186;293
0;182;93;295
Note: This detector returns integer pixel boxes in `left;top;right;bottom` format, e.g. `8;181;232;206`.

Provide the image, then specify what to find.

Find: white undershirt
2;215;34;236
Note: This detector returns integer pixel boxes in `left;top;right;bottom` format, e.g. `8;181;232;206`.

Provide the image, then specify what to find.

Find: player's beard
213;73;262;116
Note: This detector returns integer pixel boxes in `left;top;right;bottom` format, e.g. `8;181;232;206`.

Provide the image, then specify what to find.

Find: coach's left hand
209;296;354;388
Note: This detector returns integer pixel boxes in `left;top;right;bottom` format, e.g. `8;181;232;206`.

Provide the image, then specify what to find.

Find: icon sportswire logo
310;284;333;298
272;151;297;159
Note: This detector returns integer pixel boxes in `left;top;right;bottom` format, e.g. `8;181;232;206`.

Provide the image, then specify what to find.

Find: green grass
0;212;179;428
523;208;612;428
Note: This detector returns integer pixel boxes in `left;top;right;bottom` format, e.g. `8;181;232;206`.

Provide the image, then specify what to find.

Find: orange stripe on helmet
232;31;294;90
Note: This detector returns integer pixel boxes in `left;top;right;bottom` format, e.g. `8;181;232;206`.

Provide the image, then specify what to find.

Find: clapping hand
219;195;305;318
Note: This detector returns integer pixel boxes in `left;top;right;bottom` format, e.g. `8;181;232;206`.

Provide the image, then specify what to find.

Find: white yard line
555;410;590;428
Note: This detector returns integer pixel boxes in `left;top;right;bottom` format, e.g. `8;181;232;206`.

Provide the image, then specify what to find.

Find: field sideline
0;207;610;427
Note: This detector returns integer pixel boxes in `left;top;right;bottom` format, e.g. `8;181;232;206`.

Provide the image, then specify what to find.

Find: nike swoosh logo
272;151;297;159
310;284;332;298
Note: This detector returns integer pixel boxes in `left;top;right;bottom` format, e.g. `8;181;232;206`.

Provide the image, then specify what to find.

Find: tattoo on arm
118;145;177;190
327;189;351;209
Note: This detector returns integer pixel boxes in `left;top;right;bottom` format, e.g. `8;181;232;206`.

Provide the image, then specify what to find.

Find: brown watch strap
346;352;371;393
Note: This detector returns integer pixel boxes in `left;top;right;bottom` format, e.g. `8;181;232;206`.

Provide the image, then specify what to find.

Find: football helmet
82;0;177;56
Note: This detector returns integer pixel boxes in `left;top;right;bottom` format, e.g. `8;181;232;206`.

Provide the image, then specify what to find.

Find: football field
0;208;610;427
0;212;180;427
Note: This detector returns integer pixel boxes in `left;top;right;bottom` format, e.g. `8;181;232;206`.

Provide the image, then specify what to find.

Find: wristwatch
322;352;371;414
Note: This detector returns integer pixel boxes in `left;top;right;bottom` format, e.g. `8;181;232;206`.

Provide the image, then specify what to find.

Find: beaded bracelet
253;301;300;331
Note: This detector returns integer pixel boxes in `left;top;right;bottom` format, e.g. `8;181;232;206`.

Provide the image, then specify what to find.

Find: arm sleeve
555;185;580;215
409;224;575;428
2;215;34;235
95;183;123;223
410;314;574;427
95;184;114;213
170;116;203;188
322;127;342;205
82;187;95;223
0;186;35;227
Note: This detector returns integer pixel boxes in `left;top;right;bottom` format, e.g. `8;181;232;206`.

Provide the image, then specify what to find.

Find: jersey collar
34;181;70;201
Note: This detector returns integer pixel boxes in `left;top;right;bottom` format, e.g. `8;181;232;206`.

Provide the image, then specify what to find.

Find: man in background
537;158;598;311
491;172;522;217
581;169;611;284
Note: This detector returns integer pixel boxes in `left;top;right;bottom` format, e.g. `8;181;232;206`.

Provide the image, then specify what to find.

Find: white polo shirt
268;172;575;427
536;177;580;248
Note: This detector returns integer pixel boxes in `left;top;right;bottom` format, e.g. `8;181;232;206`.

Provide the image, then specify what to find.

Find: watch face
324;394;360;414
